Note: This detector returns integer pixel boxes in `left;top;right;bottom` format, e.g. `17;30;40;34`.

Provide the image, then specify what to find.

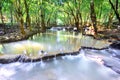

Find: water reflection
0;31;119;80
0;31;109;57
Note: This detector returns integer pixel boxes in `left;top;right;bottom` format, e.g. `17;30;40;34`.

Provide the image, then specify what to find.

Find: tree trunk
109;0;120;24
41;10;46;32
20;17;26;35
10;7;13;25
40;1;46;32
75;20;79;31
24;0;31;31
16;0;26;35
90;0;97;34
107;11;114;29
0;9;4;24
47;18;50;27
0;1;4;24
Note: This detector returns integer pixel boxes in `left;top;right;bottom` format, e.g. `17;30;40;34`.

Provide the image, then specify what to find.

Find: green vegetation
0;0;120;35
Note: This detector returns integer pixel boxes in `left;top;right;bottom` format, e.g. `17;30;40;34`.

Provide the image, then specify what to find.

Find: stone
110;41;120;49
103;58;120;74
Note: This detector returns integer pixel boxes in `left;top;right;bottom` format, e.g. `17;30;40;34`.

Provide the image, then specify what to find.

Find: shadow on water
0;30;120;80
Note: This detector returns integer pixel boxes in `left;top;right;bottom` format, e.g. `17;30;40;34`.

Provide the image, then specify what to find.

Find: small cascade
40;59;45;68
66;54;75;60
78;49;86;59
61;56;66;59
0;30;120;80
18;55;26;62
53;55;58;64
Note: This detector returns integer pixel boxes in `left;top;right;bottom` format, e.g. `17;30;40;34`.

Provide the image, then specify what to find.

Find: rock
110;41;120;49
0;50;79;64
0;55;22;64
103;58;120;74
81;46;108;50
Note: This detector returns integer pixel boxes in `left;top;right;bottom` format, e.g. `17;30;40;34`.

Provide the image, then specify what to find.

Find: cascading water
0;49;120;80
0;30;120;80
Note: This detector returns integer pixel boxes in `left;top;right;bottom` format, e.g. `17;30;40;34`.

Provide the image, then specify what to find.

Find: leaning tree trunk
109;0;120;24
90;0;97;34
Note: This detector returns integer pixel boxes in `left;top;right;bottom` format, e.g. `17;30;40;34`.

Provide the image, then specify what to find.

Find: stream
0;30;120;80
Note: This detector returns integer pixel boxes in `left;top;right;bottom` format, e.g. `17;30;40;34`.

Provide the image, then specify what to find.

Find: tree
109;0;120;24
63;0;82;31
90;0;97;34
24;0;31;31
13;0;26;35
0;0;4;24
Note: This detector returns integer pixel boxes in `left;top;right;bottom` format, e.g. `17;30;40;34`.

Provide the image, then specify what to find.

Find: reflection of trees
0;44;7;54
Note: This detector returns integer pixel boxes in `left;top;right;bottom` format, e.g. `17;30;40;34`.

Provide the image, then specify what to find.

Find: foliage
0;0;120;33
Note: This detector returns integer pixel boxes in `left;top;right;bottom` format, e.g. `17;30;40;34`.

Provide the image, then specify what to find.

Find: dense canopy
0;0;120;34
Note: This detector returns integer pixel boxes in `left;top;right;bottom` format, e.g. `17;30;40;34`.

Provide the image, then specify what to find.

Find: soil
97;29;120;42
0;29;40;43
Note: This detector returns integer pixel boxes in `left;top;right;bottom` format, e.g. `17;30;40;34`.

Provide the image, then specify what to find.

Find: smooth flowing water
0;50;120;80
0;30;120;80
0;31;109;57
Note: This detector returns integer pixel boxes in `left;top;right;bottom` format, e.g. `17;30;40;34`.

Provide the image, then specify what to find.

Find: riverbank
0;30;119;43
97;29;120;41
0;29;120;74
0;29;40;43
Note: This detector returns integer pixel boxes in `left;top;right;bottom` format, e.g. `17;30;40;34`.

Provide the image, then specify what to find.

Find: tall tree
90;0;97;34
65;0;82;31
40;0;46;32
24;0;31;31
14;0;26;35
0;0;4;24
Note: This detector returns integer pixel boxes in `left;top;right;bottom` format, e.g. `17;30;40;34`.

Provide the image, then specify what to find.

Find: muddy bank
0;23;41;43
97;29;120;41
0;25;120;43
0;29;39;43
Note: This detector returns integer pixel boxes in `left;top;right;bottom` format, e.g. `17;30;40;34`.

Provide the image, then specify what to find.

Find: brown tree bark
109;0;120;24
20;17;26;35
15;0;26;35
0;0;4;24
10;6;13;25
0;6;4;24
90;0;97;34
67;2;80;31
107;10;114;29
24;0;31;31
40;1;46;32
41;9;46;32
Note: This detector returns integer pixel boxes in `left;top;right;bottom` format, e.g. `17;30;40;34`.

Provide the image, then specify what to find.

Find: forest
0;0;120;80
0;0;120;36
